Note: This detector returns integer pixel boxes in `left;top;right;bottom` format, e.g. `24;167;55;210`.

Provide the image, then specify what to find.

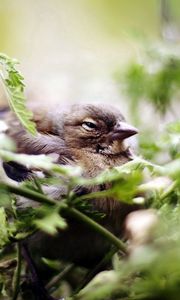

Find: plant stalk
12;242;22;300
0;181;127;255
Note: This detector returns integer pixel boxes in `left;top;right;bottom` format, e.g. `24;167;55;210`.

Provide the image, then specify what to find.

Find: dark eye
84;122;97;128
82;120;98;131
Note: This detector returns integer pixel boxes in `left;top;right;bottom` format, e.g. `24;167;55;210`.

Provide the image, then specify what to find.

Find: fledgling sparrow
3;103;138;270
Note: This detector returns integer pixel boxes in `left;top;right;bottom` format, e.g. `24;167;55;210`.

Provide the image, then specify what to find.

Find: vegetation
0;53;179;300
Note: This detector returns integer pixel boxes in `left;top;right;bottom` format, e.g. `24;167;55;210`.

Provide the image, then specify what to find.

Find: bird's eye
82;119;97;131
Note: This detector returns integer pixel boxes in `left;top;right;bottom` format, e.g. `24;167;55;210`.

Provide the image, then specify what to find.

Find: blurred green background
0;0;164;103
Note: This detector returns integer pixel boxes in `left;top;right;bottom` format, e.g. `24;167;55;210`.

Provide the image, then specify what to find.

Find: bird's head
3;103;138;181
52;104;138;157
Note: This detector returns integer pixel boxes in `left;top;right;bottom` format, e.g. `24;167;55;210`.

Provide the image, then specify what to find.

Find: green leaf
0;53;37;135
41;257;62;270
0;208;9;248
34;207;67;235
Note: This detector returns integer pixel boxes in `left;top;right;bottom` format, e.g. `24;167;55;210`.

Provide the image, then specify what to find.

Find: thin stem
75;190;113;202
12;242;22;300
46;264;74;291
0;182;56;206
74;247;117;294
22;243;57;300
64;207;127;255
160;180;178;200
32;175;44;194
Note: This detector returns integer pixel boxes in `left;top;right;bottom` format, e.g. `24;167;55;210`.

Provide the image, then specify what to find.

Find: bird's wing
5;107;70;157
2;107;73;182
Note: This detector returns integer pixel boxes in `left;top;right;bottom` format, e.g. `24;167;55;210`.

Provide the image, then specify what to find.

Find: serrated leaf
34;207;67;235
0;53;37;135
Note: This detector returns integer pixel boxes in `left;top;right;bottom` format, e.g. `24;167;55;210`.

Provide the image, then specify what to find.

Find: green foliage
0;53;37;135
115;46;180;116
139;120;180;162
114;45;180;165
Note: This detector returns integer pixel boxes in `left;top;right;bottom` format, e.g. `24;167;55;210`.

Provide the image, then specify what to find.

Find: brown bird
4;103;138;270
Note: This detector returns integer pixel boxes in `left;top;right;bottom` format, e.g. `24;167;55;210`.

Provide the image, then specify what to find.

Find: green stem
0;182;56;206
64;207;127;255
0;182;127;254
32;175;44;194
75;190;113;202
160;180;178;200
74;247;117;295
12;242;22;300
46;264;74;291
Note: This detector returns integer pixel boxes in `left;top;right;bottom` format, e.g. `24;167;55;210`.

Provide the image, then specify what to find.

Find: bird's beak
109;121;138;141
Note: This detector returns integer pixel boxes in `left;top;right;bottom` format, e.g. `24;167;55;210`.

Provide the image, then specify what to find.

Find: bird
3;103;138;271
